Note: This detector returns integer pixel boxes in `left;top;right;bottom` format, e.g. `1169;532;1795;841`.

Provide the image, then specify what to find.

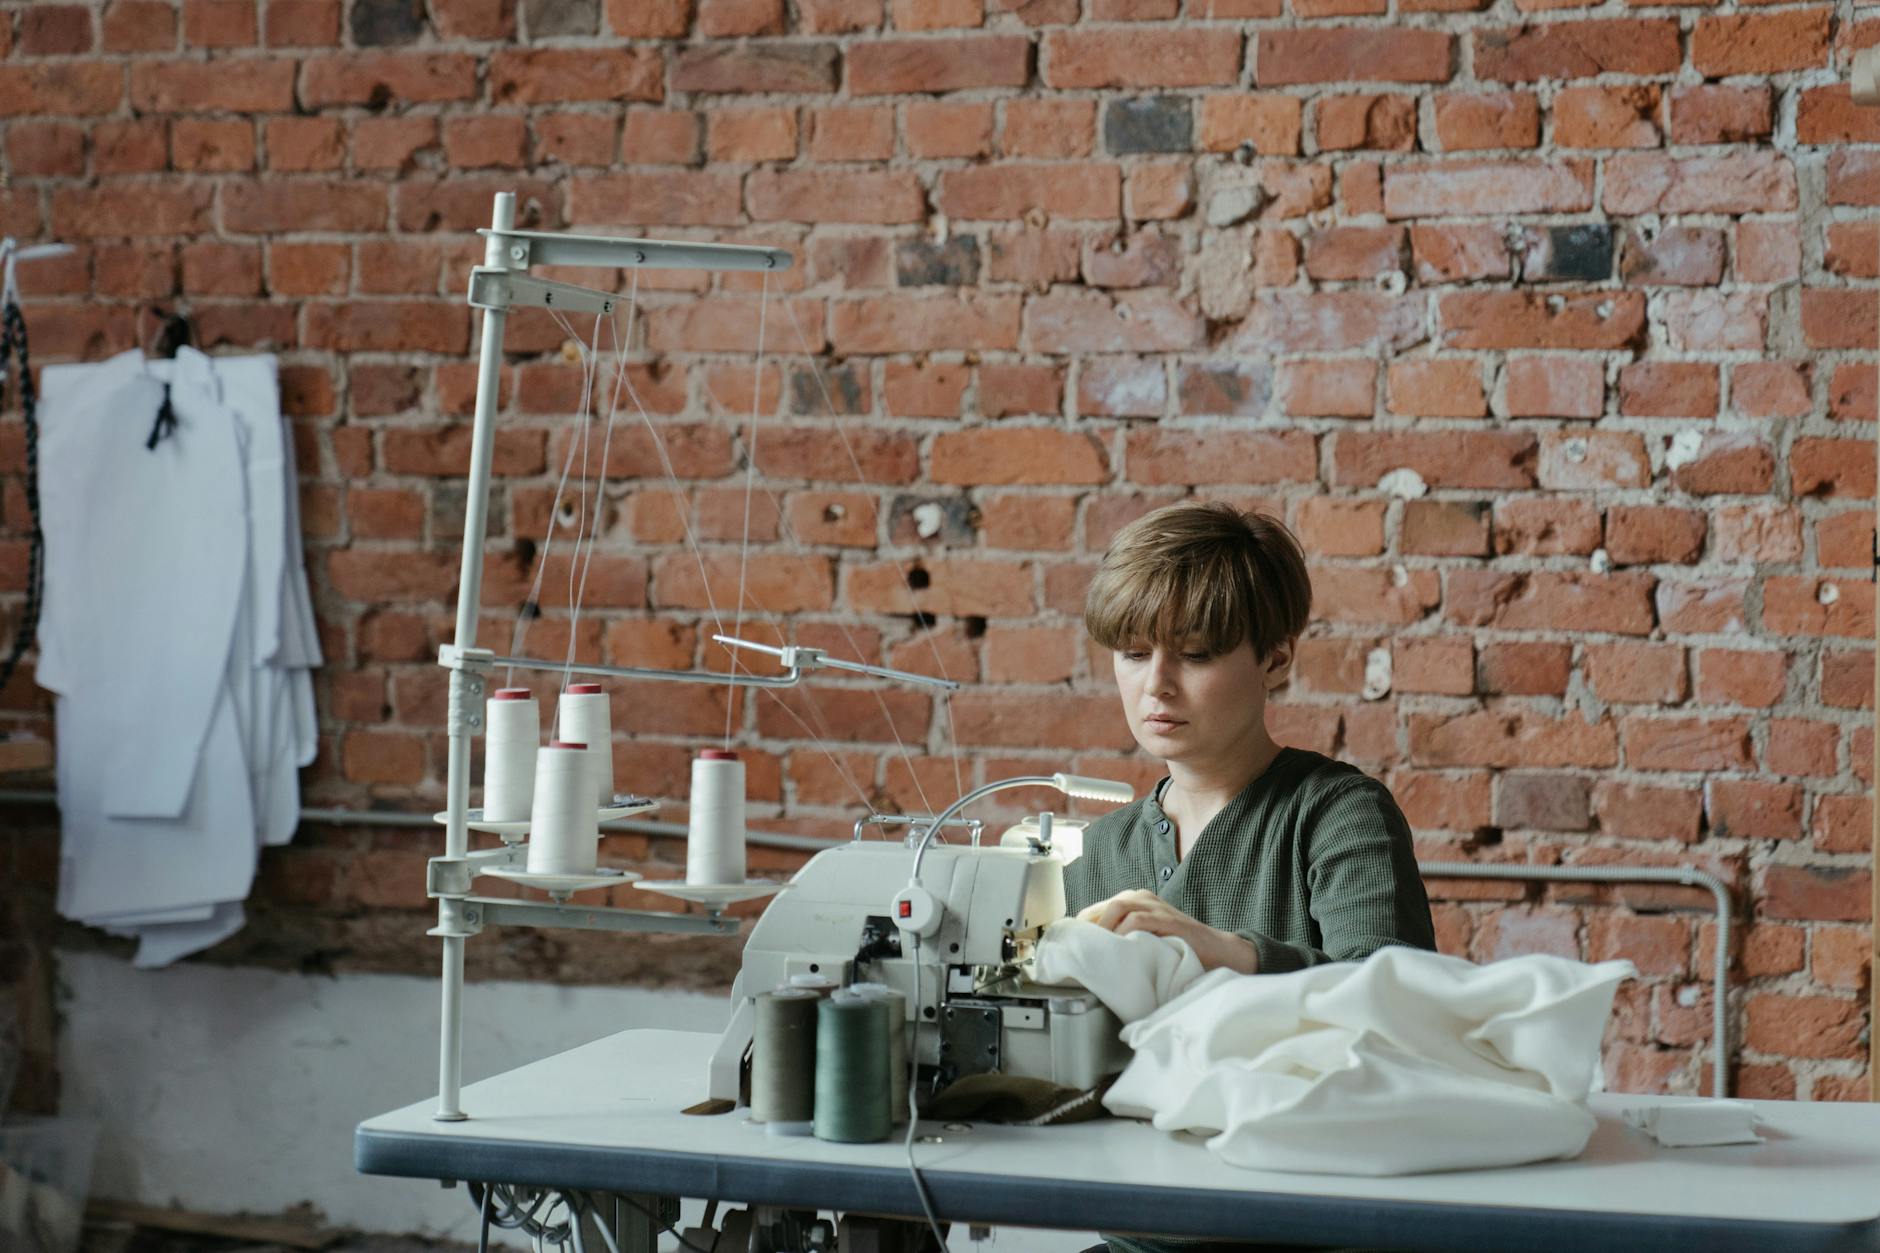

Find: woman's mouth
1143;715;1186;732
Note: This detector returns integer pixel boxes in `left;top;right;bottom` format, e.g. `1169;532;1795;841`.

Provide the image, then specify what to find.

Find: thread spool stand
428;193;962;1123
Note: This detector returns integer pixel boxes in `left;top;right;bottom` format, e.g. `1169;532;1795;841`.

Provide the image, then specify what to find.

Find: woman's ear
1263;639;1296;690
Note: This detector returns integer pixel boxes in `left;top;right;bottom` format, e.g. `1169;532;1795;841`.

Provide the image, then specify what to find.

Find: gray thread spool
813;991;891;1143
849;983;908;1124
751;988;819;1125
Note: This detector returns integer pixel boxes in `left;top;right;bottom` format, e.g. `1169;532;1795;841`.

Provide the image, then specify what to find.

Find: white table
356;1029;1880;1252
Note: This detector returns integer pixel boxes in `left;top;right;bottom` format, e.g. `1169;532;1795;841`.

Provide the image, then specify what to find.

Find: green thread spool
850;983;909;1125
751;987;820;1125
813;990;892;1144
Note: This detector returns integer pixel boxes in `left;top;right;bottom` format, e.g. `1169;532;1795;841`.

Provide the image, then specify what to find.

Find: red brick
799;106;887;164
1606;506;1706;566
671;44;839;94
906;101;995;158
1197;96;1303;155
984;625;1077;685
1003;99;1097;159
893;0;983;25
1401;500;1490;557
1302;226;1405;282
745;169;922;224
607;0;691;35
1798;85;1880;144
1667;433;1773;499
1586;642;1687;704
1692;8;1831;77
299;53;479;108
6;123;84;178
1711;504;1802;564
268;241;349;295
1588;915;1690;977
622;111;701;165
1745;995;1865;1059
1293;499;1386;558
1282;361;1376;418
699;0;784;35
706;107;797;163
1618;363;1719;418
1555;85;1661;149
103;1;176;51
1812;927;1871;993
938;163;1119;221
1738;220;1800;283
1124;429;1318;486
1479;642;1574;696
1045;29;1242;88
1411;711;1615;770
1316;94;1416;152
1079;358;1167;417
1333;431;1536;491
1412;224;1513;283
267;0;342;45
1622;716;1753;773
1593;781;1701;843
930;428;1106;486
1311;567;1441;627
352;116;437;171
1792;438;1876;502
184;0;257;46
852;36;1029;94
1669;85;1772;145
1763;718;1838;779
1816;795;1872;855
831;294;1018;353
1387;359;1485;418
1827;223;1879;279
1534;428;1654;489
1818;512;1874;571
1384;159;1593;217
1605;152;1797;216
1504;356;1604;419
1761;865;1872;922
978;494;1075;551
1441;292;1644;351
1025;290;1201;353
953;691;1134;752
1722;361;1812;419
21;5;93;54
979;363;1064;418
491;48;662;105
1120;164;1195;221
1450;570;1655;636
1258;28;1452;84
852;558;1032;618
1432;92;1540;150
1620;226;1725;287
535;113;618;167
657;551;832;615
1474;20;1680;82
341;729;426;787
183;242;263;297
1707;782;1804;839
0;63;121;117
443;115;526;168
1655;579;1749;635
267;117;344;171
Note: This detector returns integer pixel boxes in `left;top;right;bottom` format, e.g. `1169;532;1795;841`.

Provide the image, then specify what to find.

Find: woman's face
1111;637;1293;767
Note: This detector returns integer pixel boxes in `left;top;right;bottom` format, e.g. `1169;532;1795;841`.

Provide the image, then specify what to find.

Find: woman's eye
1181;652;1210;662
1122;650;1150;661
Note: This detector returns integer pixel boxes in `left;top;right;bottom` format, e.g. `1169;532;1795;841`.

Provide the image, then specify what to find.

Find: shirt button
1160;866;1173;882
1156;820;1171;835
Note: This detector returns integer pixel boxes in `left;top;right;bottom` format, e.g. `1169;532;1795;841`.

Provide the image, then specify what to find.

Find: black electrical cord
0;300;42;698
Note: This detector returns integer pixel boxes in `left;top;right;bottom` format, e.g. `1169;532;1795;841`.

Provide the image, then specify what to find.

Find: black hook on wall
145;308;191;451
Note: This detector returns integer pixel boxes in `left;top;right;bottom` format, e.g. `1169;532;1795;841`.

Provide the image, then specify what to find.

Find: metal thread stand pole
435;192;517;1121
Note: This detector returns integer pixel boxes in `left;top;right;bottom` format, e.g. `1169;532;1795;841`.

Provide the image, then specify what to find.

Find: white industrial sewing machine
708;774;1137;1108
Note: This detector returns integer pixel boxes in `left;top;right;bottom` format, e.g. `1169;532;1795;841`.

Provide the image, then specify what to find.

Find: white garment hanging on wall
36;347;320;967
1032;923;1634;1176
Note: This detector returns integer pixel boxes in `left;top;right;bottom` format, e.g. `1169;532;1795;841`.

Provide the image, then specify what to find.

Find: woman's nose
1146;651;1178;694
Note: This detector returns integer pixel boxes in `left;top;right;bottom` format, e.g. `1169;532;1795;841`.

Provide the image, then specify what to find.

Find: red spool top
566;683;603;695
548;740;588;750
699;749;739;761
492;688;533;700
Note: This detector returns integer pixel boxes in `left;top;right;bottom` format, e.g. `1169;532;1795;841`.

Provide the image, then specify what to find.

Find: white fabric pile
36;348;320;967
1033;920;1634;1175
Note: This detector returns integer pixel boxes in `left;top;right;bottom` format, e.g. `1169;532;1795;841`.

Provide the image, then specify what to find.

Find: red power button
897;900;912;918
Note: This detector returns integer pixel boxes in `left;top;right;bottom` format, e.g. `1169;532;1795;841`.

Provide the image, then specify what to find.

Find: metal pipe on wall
0;790;1732;1096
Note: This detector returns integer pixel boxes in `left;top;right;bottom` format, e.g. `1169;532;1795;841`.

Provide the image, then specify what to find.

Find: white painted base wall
54;951;1096;1253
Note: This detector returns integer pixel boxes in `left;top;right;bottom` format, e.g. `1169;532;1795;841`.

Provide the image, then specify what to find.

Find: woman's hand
1077;890;1260;975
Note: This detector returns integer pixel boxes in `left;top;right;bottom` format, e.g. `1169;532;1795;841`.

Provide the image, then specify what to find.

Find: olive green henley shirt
1065;745;1436;976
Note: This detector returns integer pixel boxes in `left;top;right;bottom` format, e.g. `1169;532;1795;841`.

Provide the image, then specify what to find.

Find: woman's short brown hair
1084;502;1311;660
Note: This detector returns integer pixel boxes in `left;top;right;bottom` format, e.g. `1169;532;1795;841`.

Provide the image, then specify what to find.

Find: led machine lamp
893;772;1134;939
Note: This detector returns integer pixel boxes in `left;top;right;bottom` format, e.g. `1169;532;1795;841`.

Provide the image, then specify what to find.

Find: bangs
1084;548;1252;657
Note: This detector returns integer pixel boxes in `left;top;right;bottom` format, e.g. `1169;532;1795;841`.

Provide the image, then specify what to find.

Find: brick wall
0;0;1872;1100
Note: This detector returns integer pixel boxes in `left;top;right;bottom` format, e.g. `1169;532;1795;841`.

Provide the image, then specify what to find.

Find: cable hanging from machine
0;300;40;696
